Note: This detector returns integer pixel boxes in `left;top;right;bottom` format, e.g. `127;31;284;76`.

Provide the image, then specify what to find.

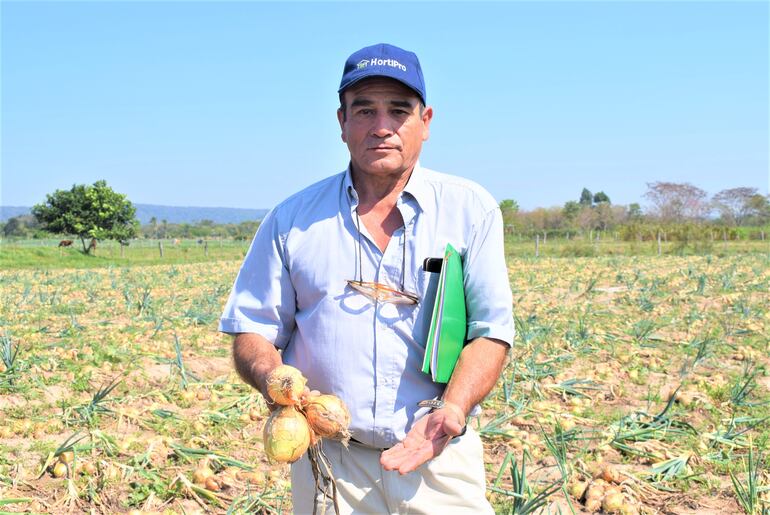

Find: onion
192;466;214;485
58;451;75;464
584;481;606;512
205;477;221;492
597;464;621;484
266;365;307;406
568;479;588;500
263;406;311;463
52;462;68;478
303;394;352;442
602;488;624;513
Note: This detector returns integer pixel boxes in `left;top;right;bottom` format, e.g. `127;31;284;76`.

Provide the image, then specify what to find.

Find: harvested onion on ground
266;365;307;406
263;406;311;463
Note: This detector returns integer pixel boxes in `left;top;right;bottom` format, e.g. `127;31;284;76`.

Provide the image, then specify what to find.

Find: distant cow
58;240;73;247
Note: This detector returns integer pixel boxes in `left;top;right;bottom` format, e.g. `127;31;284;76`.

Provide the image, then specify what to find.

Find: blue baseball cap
338;43;426;105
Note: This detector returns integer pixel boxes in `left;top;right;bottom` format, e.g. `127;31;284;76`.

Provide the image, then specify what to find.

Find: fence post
543;231;547;244
204;240;209;257
657;231;662;256
159;241;164;258
761;231;765;241
535;234;540;257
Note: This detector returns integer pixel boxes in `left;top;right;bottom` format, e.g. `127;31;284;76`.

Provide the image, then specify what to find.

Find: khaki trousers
290;427;494;515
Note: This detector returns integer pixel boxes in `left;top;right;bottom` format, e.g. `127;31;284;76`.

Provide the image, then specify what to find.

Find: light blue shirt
219;164;514;448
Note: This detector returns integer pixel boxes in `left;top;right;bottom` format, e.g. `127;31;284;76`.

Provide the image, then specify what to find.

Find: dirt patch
42;385;68;405
141;362;173;383
185;356;232;381
758;374;770;393
0;394;27;409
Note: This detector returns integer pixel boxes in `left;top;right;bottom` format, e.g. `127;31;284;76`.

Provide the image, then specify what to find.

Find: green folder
421;243;466;383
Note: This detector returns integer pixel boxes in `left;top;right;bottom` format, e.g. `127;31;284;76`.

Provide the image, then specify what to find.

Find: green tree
593;191;611;204
32;180;138;254
2;215;39;238
499;199;520;230
628;203;643;221
579;188;593;207
562;201;581;226
149;216;158;238
745;194;770;225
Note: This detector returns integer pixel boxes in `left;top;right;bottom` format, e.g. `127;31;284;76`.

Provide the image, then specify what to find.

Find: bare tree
644;182;708;222
712;187;760;225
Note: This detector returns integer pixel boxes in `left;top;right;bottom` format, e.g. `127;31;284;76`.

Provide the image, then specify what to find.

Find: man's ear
337;108;347;143
421;106;434;142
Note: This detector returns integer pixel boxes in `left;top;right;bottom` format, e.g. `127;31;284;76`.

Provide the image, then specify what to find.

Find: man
220;43;514;513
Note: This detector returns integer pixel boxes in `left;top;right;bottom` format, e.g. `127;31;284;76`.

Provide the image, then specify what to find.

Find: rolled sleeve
463;206;515;347
218;209;296;349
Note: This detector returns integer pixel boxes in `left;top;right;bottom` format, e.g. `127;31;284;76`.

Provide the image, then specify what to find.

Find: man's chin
353;159;410;177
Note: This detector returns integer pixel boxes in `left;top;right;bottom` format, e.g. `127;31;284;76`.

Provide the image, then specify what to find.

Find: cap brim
338;74;425;105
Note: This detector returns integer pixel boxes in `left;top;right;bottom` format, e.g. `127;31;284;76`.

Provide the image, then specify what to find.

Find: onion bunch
262;365;351;464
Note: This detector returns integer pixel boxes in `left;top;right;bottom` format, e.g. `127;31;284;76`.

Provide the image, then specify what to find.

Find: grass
0;238;250;269
3;236;769;270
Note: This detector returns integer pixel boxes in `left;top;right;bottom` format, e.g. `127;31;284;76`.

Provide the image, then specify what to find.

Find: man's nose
370;112;394;138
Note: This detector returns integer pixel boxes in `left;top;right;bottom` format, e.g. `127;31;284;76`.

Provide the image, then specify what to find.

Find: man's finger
396;436;451;474
380;443;412;469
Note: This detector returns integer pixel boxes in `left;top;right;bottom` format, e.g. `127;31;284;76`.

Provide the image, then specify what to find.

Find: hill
0;204;268;224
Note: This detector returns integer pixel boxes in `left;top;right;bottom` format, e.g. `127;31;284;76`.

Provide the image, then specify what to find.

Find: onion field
0;250;768;514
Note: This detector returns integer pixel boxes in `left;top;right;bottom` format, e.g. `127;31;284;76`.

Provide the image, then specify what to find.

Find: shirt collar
402;162;428;209
343;162;428;211
343;164;358;210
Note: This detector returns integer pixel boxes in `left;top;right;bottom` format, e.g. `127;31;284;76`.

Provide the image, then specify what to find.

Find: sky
2;1;768;212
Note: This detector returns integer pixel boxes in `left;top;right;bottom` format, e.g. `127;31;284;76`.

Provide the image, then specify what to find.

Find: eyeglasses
347;210;419;305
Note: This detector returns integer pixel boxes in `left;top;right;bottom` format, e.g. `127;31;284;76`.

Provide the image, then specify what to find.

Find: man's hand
380;406;465;475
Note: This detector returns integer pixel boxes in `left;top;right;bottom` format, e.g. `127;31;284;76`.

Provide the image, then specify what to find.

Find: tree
594;201;614;230
712;187;761;226
499;199;520;229
2;215;40;238
745;194;770;225
579;188;593;207
32;180;138;254
593;191;611;204
644;181;708;223
149;216;158;238
628;203;643;221
562;201;581;226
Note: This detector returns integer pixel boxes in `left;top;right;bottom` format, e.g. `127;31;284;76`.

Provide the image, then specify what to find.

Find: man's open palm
380;409;465;475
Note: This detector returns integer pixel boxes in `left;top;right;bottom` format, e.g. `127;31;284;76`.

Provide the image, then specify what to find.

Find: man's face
337;78;433;180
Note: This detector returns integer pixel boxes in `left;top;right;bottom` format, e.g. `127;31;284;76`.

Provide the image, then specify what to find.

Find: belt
348;427;466;451
349;437;391;452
